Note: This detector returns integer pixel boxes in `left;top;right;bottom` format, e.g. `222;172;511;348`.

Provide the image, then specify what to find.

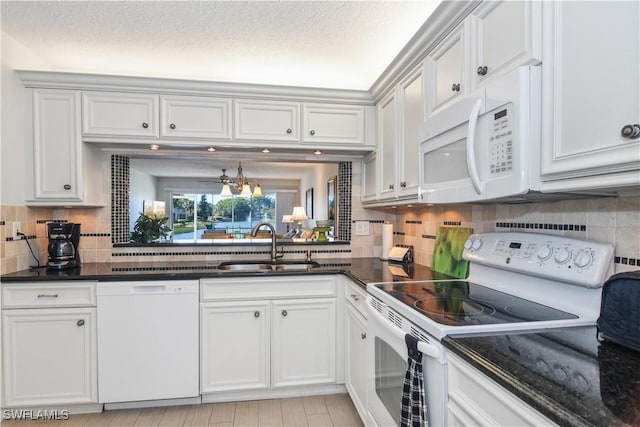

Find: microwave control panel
489;105;513;175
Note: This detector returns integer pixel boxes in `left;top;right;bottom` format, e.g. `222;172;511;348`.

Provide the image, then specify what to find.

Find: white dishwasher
97;280;199;405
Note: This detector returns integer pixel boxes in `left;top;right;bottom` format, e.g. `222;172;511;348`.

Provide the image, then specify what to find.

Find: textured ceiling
1;1;441;90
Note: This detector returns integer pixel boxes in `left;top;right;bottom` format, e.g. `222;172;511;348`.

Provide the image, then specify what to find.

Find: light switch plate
355;221;370;236
12;221;20;240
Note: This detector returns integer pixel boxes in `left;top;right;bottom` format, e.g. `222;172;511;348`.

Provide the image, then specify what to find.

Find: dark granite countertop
0;257;439;287
444;327;640;427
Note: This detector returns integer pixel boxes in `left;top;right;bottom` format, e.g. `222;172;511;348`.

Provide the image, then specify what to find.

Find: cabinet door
469;0;541;89
234;100;299;142
378;91;398;200
2;308;97;407
160;95;232;140
345;303;367;423
398;65;425;199
82;91;159;138
31;89;83;201
540;1;640;189
302;104;365;145
361;152;378;202
427;25;465;116
200;301;269;393
271;298;336;388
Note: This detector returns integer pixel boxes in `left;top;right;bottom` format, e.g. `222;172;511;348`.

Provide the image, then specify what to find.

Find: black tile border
421;234;437;239
405;220;422;224
496;222;587;232
0;221;5;226
394;231;406;236
444;221;462;226
5;235;36;242
36;219;68;224
615;256;640;266
352;219;386;224
81;233;111;237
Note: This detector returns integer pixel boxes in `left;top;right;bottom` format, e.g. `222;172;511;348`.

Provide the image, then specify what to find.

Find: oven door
366;298;447;427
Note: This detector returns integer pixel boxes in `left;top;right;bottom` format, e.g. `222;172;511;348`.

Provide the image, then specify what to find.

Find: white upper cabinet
361;152;378;203
397;64;425;199
82;92;159;138
468;0;542;90
426;24;466;117
160;95;232;140
302;104;365;145
234;100;300;142
27;89;103;206
378;90;398;200
540;0;640;191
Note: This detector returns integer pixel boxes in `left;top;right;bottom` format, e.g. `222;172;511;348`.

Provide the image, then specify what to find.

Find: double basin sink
217;260;321;272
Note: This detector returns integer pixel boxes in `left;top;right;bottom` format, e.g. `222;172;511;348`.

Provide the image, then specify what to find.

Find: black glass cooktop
374;280;577;326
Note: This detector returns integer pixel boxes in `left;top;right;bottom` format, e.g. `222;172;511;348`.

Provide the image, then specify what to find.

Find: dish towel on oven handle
400;333;428;427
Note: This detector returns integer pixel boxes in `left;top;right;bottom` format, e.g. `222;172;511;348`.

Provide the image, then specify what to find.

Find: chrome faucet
251;222;283;263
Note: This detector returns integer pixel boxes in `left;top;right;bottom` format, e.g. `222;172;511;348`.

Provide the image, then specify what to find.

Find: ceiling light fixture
207;147;216;152
313;150;322;155
149;144;160;151
261;148;271;154
217;162;262;198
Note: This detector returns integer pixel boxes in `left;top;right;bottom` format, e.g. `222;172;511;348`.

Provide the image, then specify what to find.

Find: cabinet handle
477;66;488;76
76;319;85;327
286;128;292;134
37;293;58;298
282;310;288;317
621;124;640;140
142;122;149;129
361;333;367;340
451;83;461;92
400;181;407;188
169;123;176;130
63;184;71;190
388;184;394;190
350;294;360;301
310;130;316;136
254;311;260;318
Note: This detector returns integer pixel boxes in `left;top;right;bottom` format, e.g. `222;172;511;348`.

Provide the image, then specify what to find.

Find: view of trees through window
172;193;276;240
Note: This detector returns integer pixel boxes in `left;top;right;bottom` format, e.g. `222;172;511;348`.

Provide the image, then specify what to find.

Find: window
171;193;276;241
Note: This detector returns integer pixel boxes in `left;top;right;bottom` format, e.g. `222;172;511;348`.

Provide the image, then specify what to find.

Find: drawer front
201;275;336;301
345;281;367;318
2;282;96;308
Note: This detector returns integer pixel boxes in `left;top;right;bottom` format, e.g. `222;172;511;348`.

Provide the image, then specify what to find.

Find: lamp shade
291;206;308;221
240;183;252;197
253;183;263;198
220;184;233;197
282;215;293;223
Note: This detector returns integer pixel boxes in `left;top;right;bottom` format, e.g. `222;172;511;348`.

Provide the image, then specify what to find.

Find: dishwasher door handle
130;285;167;294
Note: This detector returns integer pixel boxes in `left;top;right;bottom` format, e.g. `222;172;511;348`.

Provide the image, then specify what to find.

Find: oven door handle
369;300;444;363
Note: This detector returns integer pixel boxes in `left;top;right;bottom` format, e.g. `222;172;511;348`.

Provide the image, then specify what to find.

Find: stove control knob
554;247;571;264
472;239;483;250
464;239;473;250
536;245;553;261
574;250;593;269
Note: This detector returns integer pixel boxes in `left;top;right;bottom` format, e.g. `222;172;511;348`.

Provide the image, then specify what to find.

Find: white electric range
366;232;614;427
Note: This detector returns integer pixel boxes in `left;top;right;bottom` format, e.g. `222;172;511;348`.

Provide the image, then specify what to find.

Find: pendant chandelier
218;162;262;198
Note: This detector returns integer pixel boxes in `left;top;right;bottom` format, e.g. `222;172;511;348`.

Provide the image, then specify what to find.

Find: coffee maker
47;223;81;270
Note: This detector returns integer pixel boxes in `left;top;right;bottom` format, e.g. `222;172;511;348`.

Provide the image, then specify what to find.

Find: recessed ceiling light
207;147;216;152
313;150;322;155
149;144;160;151
261;148;270;154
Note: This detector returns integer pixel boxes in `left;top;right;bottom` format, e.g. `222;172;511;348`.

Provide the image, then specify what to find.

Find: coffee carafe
47;223;81;270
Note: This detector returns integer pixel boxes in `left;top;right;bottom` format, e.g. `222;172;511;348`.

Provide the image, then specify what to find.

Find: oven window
375;337;407;425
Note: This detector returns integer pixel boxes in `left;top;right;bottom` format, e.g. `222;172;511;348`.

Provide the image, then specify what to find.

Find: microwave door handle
466;99;484;195
368;299;443;362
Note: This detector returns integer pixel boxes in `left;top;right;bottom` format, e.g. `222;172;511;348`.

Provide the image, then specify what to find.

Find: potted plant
130;213;172;243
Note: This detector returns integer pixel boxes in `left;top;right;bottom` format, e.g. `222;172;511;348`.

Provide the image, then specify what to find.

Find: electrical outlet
355;220;370;236
12;221;21;240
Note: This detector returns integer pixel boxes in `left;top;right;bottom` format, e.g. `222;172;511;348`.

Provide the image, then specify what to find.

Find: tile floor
2;394;364;426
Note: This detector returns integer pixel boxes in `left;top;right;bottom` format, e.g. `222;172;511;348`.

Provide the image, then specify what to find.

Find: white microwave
419;66;541;203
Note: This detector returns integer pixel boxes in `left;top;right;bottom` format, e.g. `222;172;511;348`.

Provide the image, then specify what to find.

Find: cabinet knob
282;310;288;317
286;128;292;134
621;124;640;139
76;319;85;327
63;184;71;190
451;83;461;92
169;123;176;130
254;311;260;318
142;122;149;129
361;333;367;340
310;130;316;136
388;184;394;190
400;181;407;188
350;293;360;301
477;66;488;76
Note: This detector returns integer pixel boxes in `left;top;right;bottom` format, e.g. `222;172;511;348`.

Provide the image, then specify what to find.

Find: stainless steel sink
217;261;321;272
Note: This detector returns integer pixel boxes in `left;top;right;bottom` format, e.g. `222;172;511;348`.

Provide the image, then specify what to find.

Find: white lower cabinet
200;275;338;397
447;352;555;427
2;284;98;409
345;295;367;422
